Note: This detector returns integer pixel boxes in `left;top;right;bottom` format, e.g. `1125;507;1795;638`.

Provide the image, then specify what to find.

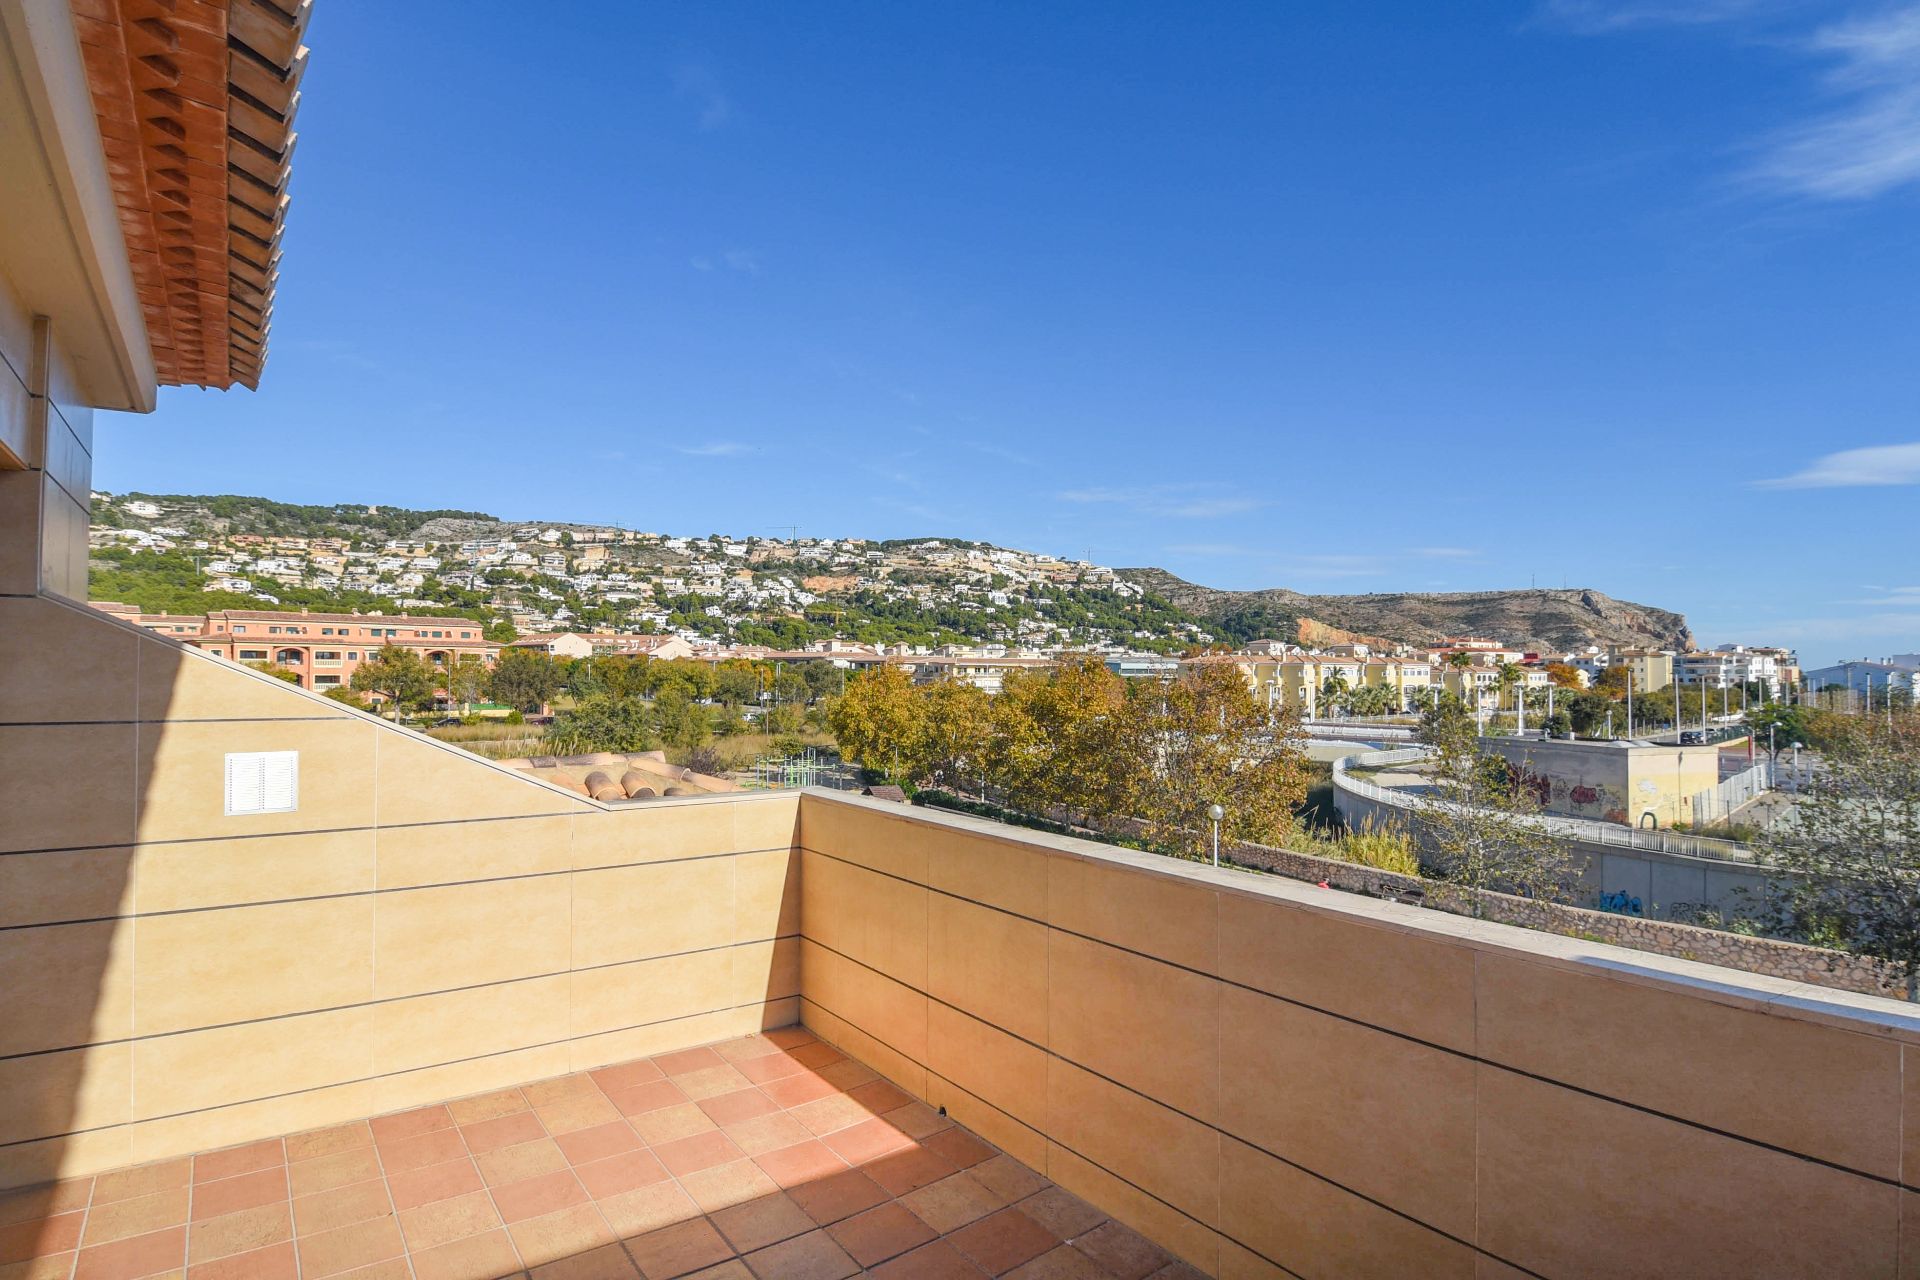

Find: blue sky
95;0;1920;666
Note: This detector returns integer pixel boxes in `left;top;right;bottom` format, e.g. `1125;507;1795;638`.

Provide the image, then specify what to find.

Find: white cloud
1057;484;1260;519
672;65;734;131
1749;6;1920;199
675;442;750;458
1411;546;1479;559
1757;441;1920;487
1538;0;1789;34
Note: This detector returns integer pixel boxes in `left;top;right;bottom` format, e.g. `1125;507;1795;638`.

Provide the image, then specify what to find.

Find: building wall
1481;736;1721;828
0;594;801;1189
794;792;1916;1280
0;290;95;603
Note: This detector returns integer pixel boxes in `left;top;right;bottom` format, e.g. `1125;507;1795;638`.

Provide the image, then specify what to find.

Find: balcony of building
4;593;1920;1280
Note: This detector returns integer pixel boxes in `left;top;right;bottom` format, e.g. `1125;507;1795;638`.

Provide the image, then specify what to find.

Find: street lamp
1208;803;1225;868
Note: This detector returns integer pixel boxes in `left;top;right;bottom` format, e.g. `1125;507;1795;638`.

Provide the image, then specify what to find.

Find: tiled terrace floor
0;1027;1203;1280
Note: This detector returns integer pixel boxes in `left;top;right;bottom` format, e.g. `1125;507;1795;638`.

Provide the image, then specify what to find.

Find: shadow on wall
0;594;180;1188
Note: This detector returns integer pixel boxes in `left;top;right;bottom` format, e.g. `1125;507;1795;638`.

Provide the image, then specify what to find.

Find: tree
551;694;656;753
245;661;301;685
490;648;561;713
1593;665;1630;697
446;654;489;713
1544;662;1583;689
1318;672;1352;718
1413;697;1572;906
1122;663;1310;859
652;688;712;753
918;680;995;793
1756;711;1920;996
350;645;435;720
1493;661;1523;712
827;664;928;783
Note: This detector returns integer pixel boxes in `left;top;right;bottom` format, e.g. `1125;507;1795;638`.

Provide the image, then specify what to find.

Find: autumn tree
827;663;928;783
1544;662;1583;689
350;645;435;721
446;654;490;713
1413;699;1572;906
918;679;995;793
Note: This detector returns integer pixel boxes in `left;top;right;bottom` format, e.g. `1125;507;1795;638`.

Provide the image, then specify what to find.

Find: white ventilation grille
224;750;299;816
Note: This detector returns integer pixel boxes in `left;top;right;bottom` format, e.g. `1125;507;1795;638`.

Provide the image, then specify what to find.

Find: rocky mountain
1116;569;1693;653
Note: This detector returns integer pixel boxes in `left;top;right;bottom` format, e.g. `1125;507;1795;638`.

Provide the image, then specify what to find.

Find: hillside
1116;568;1692;653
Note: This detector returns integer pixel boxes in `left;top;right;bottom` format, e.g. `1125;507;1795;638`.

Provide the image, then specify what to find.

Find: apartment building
91;604;496;690
4;7;1916;1278
508;631;695;661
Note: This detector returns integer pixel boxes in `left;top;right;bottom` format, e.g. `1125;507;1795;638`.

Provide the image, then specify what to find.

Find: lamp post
1208;803;1225;868
1791;742;1803;792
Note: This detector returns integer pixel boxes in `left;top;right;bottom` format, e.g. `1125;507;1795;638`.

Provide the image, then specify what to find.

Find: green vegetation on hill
97;493;495;541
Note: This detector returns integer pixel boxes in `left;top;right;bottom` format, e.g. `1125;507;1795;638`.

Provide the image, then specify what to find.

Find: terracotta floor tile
189;1167;286;1223
785;1043;843;1071
904;1172;1002;1235
881;1101;952;1141
573;1149;671;1201
287;1147;382;1198
763;1028;817;1050
751;1140;844;1191
820;1121;914;1170
923;1126;997;1170
712;1035;781;1064
742;1228;857;1280
192;1140;283;1185
0;1212;82;1264
3;1252;77;1280
368;1105;452;1147
709;1191;814;1254
697;1089;778;1129
73;1224;186;1280
185;1201;290;1264
1072;1221;1168;1280
509;1202;614;1267
787;1094;870;1139
478;1139;572;1189
286;1122;373;1164
293;1178;393;1237
187;1238;299;1280
949;1208;1059;1276
1014;1188;1106;1243
785;1170;888;1227
605;1102;685;1151
373;1126;467;1175
733;1055;804;1087
532;1240;642;1279
325;1259;413;1280
1006;1244;1110;1280
672;1066;752;1103
408;1227;521;1280
0;1179;91;1229
384;1157;484;1212
721;1113;811;1160
651;1047;724;1078
626;1217;734;1279
538;1093;624;1136
591;1059;666;1094
1144;1262;1209;1280
81;1187;188;1246
865;1146;956;1199
295;1214;405;1279
828;1202;936;1268
595;1181;699;1240
93;1161;188;1207
867;1238;988;1279
556;1121;643;1167
653;1131;745;1179
464;1109;548;1155
756;1073;836;1110
492;1169;589;1225
970;1156;1048;1206
684;1260;753;1280
813;1060;878;1093
447;1087;531;1127
523;1074;599;1107
397;1188;502;1252
846;1079;909;1115
607;1080;690;1119
679;1161;779;1215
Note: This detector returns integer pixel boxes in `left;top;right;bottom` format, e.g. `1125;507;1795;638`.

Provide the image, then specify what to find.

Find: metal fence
1691;759;1776;826
1333;747;1761;865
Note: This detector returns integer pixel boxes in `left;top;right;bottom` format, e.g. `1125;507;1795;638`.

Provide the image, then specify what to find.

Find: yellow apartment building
2;5;1916;1278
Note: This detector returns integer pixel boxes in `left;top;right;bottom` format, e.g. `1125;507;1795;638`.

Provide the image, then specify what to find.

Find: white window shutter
225;751;299;815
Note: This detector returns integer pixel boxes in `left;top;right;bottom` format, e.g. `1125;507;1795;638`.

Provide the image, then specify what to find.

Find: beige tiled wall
793;791;1920;1280
0;595;802;1189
